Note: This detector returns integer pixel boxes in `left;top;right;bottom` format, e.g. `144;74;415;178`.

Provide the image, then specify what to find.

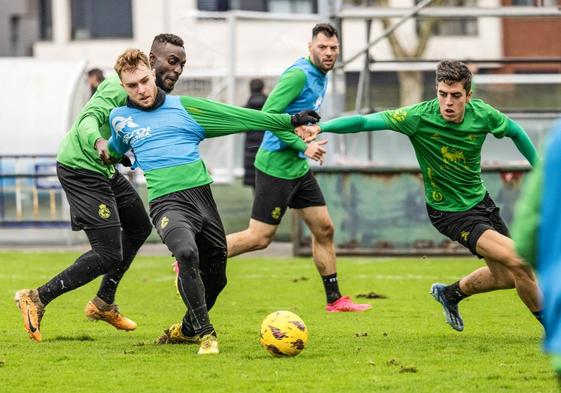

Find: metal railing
0;155;67;227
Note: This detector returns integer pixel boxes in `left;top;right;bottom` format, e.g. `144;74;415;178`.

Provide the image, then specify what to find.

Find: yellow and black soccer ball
259;311;308;357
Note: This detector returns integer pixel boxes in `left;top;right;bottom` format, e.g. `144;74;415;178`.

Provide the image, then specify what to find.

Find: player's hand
296;124;321;143
291;110;321;127
95;138;113;164
305;140;327;165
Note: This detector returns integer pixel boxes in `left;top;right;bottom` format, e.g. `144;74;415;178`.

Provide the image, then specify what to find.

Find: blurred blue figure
512;120;561;386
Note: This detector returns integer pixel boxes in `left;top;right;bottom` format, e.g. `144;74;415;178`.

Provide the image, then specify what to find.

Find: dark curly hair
436;60;472;93
151;33;184;51
312;23;339;40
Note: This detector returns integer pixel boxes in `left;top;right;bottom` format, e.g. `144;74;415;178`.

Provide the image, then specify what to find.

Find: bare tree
379;0;444;106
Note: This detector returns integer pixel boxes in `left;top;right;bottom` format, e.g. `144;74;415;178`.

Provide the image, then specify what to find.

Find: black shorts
149;184;226;251
57;163;140;231
251;169;326;225
427;193;510;258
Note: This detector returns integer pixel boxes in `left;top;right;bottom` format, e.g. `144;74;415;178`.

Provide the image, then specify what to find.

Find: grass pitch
0;251;555;392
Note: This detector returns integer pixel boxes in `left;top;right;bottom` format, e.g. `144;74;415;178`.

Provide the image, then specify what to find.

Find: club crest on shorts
160;216;169;229
460;231;470;242
98;204;111;219
271;207;281;220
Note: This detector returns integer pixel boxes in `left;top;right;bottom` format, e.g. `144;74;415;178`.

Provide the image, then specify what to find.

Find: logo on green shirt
389;109;407;122
440;146;466;165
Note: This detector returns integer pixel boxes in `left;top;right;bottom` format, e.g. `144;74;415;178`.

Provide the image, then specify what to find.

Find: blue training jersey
260;57;327;156
109;95;205;172
538;122;561;353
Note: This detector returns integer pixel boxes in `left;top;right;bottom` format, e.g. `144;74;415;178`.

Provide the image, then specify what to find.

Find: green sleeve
505;119;539;166
180;96;307;152
512;161;543;267
320;112;389;134
80;116;104;149
486;103;509;138
261;68;306;114
77;75;128;148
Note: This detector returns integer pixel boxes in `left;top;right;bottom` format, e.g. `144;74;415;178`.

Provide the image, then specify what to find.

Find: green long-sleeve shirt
57;74;127;178
320;98;538;212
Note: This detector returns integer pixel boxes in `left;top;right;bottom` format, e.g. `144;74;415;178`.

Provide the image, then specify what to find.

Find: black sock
532;310;545;327
322;273;342;304
38;250;107;305
443;281;469;304
96;232;142;305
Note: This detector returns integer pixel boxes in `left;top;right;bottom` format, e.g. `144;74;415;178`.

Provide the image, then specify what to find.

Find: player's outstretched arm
179;96;309;153
505;119;539;166
319;112;389;134
296;112;390;142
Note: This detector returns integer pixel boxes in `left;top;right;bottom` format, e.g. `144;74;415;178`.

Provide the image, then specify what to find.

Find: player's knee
254;234;273;250
175;244;199;271
313;220;334;241
248;230;273;250
94;244;124;271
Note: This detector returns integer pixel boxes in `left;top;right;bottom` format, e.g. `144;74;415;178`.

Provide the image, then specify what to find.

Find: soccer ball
260;311;308;357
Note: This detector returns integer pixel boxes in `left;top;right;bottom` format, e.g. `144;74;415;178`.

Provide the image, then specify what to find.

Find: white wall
33;0;504;75
0;59;87;155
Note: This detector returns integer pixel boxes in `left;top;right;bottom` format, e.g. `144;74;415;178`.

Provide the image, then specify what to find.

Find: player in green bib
227;24;371;313
300;60;543;332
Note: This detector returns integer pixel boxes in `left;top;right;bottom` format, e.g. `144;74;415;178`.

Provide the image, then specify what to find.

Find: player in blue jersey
512;121;561;385
227;24;371;313
105;48;323;354
15;34;186;342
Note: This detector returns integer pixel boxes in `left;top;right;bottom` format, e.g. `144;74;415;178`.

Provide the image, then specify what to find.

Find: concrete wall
33;0;504;74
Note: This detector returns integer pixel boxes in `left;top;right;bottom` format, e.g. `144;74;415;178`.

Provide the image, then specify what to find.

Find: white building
27;0;505;105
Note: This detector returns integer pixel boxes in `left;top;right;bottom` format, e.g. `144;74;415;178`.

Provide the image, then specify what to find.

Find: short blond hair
114;48;150;77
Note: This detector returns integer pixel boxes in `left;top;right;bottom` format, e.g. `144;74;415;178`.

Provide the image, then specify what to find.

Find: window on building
267;0;317;13
197;0;317;13
198;0;231;11
416;0;478;36
70;0;132;40
38;0;53;40
342;0;383;5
